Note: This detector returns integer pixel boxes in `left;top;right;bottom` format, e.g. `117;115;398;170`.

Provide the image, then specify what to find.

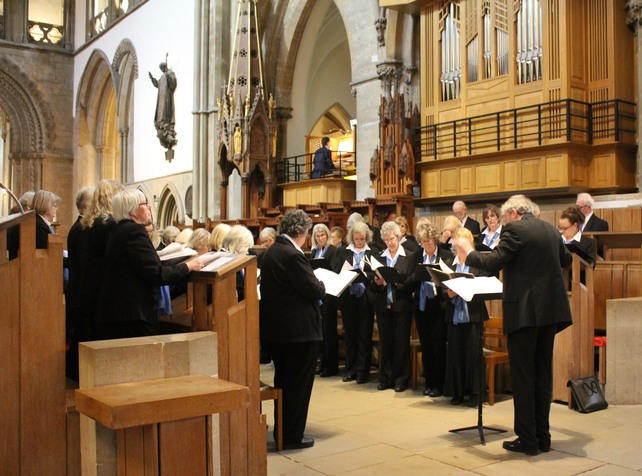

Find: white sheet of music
313;267;358;297
443;276;503;302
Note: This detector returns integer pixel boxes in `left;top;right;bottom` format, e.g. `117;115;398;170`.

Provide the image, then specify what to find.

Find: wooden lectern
553;253;595;403
0;212;66;475
189;255;267;475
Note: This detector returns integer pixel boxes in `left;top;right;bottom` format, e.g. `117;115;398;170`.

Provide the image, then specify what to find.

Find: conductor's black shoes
502;438;538;456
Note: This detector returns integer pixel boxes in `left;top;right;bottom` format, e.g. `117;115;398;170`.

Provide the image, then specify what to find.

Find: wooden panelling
521;158;543;189
280;179;355;207
440;168;459;195
459;166;474;194
503;160;519;189
591;153;615;188
476;163;502;193
423;170;439;196
545;154;566;187
569;154;589;186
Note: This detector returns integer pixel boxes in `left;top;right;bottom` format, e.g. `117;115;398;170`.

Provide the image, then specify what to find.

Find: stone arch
112;38;138;183
266;0;379;107
0;55;57;191
75;49;119;190
157;182;185;228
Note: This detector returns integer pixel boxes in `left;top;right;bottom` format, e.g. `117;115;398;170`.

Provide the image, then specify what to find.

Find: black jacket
260;236;325;343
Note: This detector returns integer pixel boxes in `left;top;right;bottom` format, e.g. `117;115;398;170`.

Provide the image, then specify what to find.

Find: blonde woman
209;223;231;251
186;228;211;255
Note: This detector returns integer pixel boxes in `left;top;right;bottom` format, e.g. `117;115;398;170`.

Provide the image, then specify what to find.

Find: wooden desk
584;231;642;260
76;375;249;476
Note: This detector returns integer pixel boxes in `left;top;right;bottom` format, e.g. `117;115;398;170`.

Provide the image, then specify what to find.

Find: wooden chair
259;383;283;451
483;316;510;405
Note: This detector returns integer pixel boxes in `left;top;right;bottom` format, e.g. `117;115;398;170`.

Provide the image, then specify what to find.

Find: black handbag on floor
567;376;608;413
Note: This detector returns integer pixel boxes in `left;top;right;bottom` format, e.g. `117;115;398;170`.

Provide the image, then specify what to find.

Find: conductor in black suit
576;193;609;232
95;189;204;340
454;194;573;456
260;210;325;450
453;200;481;237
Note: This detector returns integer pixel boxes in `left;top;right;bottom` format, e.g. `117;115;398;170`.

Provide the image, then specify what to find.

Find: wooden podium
553;253;595;403
0;212;66;475
189;255;267;475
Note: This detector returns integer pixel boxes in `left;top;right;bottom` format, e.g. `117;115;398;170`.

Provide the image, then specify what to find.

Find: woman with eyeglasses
95;189;204;340
478;204;502;249
558;206;596;265
371;221;419;392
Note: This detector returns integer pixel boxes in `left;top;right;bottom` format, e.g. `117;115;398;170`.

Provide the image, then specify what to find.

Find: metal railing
416;99;636;161
276;151;356;184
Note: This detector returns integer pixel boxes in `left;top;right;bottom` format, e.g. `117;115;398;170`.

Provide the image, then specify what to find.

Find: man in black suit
455;194;573;456
260;210;325;450
310;137;335;179
453;200;481;237
576;193;609;232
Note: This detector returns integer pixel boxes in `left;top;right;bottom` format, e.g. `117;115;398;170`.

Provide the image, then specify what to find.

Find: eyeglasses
139;201;149;207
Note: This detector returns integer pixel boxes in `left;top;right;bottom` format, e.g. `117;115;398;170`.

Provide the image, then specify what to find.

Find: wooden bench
76;375;249;476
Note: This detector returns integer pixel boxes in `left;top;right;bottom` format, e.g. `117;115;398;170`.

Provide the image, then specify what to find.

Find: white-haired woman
95;189;203;340
222;225;255;301
371;221;419;392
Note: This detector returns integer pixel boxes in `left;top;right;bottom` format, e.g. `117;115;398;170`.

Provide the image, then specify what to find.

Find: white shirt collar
347;243;371;252
423;249;438;262
570;231;582;242
382;244;406;260
482;225;502;236
281;234;304;253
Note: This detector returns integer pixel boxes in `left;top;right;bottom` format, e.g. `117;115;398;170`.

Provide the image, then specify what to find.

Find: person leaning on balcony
310;137;335;179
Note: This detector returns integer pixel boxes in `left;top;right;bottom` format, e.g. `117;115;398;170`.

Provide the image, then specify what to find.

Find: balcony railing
416;99;636;161
276;151;356;184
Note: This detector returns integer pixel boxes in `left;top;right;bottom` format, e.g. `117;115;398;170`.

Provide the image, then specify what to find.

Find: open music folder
313;260;360;297
443;276;503;302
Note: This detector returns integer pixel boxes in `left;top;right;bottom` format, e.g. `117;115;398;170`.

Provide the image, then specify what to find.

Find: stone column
626;0;642;190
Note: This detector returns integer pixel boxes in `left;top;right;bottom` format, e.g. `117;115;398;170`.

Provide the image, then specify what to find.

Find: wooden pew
585;232;642;330
0;212;66;475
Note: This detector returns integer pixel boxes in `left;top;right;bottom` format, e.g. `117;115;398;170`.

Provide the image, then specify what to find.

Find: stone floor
261;363;642;475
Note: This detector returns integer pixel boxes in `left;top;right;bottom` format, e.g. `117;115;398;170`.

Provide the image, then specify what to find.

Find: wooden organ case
406;0;637;202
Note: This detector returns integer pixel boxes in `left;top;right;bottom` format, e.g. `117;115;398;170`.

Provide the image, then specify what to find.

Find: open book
564;241;594;264
422;258;473;286
157;242;198;261
196;251;242;272
363;255;402;284
443;276;503;302
310;257;333;270
313;260;360;297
